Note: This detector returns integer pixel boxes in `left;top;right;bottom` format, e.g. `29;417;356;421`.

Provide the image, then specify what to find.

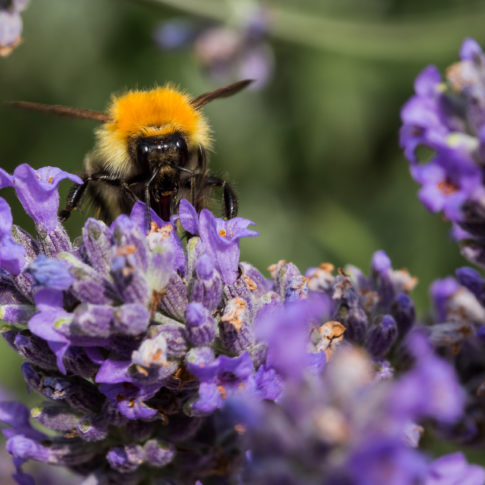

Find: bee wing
190;79;253;109
5;101;111;122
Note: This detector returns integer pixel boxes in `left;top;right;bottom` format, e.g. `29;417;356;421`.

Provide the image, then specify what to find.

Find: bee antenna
191;79;253;109
5;101;111;122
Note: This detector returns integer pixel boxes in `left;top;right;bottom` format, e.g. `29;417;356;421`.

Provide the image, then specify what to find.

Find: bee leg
204;176;238;219
59;182;87;221
197;144;207;173
60;173;133;222
143;169;160;231
144;184;151;230
191;145;208;209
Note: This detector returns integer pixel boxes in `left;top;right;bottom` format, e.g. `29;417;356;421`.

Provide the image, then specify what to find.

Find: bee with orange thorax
9;80;252;223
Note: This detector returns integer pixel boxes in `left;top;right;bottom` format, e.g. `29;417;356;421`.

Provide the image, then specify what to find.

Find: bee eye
135;134;189;166
136;140;152;166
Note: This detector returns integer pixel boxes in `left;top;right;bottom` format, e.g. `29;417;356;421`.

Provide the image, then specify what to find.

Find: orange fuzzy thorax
94;86;211;175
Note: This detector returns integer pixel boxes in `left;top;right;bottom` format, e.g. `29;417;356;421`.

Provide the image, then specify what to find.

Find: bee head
136;133;189;169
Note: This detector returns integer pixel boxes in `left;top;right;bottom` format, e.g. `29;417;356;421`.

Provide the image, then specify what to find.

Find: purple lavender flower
426;452;485;485
0;167;331;484
400;38;485;266
0;197;25;275
428;268;485;444
154;7;274;89
1;160;483;484
0;0;28;57
226;338;472;485
179;199;258;284
305;250;418;366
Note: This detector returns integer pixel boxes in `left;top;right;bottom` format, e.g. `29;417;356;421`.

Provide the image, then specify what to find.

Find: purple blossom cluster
400;38;485;268
0;0;29;57
154;6;273;89
226;334;478;485
428;266;485;445
0;162;483;484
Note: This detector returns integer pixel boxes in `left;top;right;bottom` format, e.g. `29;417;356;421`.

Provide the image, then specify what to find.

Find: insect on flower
7;79;252;223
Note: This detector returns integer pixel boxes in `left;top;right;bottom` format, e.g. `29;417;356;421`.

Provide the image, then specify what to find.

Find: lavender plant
401;38;485;450
401;38;485;268
0;160;483;485
2;33;485;485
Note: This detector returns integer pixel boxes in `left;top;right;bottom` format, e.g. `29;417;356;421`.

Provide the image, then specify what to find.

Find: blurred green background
1;0;485;399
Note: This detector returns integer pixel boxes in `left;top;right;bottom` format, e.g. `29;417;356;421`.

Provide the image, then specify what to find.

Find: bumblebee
9;80;251;223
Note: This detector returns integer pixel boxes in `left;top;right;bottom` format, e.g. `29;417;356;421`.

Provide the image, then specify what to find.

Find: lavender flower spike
179;198;258;284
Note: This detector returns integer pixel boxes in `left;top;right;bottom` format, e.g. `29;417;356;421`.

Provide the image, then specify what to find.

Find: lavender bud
59;252;117;304
12;332;58;370
223;275;255;312
26;255;73;290
36;221;72;256
107;444;145;473
152;322;188;359
112;216;148;270
0;273;28;304
112;262;150;306
71;303;114;338
185;301;216;345
11;224;39;262
14;271;35;299
77;414;109;442
366;314;398;358
22;363;104;414
270;261;308;301
81;218;112;275
190;254;223;311
62;347;99;378
8;435;97;466
0;303;34;323
456;266;485;305
239;262;272;297
31;404;80;433
159;273;188;320
113;303;150;335
391;293;416;337
219;297;254;354
143;439;175;467
341;306;368;344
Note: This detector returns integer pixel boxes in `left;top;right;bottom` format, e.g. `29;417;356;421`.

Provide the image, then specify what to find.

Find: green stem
133;0;485;62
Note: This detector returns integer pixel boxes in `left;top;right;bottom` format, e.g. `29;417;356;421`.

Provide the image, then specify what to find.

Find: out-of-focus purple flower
426;452;485;485
154;6;274;89
226;340;469;485
389;331;465;424
153;18;199;50
255;296;330;380
400;38;485;264
428;269;485;444
0;0;29;57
